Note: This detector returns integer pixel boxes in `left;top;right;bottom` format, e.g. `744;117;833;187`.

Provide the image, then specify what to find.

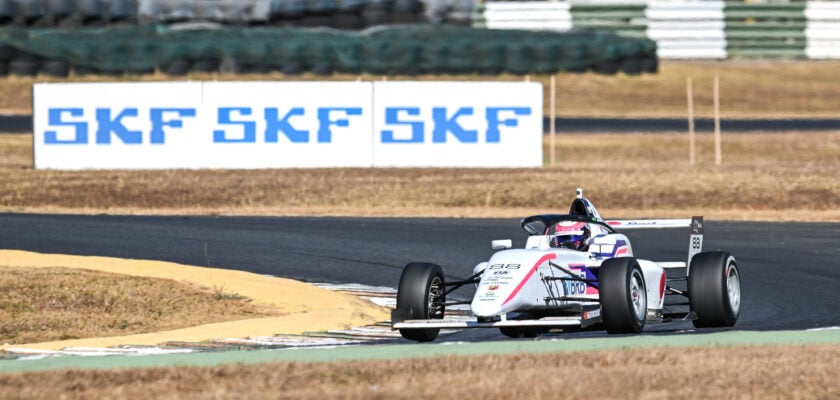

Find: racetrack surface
1;214;837;342
5;115;840;133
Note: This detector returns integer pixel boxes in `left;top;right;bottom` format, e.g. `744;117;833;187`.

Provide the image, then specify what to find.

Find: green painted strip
725;22;806;31
570;5;646;22
725;30;806;39
727;48;807;58
724;1;806;58
1;329;838;374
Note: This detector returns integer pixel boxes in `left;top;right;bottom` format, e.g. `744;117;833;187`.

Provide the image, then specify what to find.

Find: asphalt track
1;214;838;343
3;115;840;133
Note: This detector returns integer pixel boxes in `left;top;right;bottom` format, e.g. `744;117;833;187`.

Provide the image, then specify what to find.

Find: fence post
550;74;556;166
687;77;696;165
714;75;721;166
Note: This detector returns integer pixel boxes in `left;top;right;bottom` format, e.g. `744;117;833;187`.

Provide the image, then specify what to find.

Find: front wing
391;305;603;330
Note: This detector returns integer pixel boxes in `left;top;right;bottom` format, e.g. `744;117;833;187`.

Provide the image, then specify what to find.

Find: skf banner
33;81;542;170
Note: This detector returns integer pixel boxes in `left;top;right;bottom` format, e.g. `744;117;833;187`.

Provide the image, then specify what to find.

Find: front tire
396;262;446;342
689;251;741;328
599;257;647;334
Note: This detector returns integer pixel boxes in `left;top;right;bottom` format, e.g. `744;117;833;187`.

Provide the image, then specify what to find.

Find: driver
550;221;591;251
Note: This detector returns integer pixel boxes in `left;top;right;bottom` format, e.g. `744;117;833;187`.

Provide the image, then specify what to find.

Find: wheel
395;262;446;342
310;63;333;75
191;58;220;73
593;60;619;75
41;60;70;77
0;45;17;62
641;56;658;74
688;251;741;328
163;60;191;76
620;57;643;76
72;65;99;76
599;257;646;334
9;56;39;76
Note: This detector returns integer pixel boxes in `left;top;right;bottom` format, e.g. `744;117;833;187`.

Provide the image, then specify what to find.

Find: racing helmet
551;221;590;251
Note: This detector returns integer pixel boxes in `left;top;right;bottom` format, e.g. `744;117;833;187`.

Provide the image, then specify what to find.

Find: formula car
391;188;741;342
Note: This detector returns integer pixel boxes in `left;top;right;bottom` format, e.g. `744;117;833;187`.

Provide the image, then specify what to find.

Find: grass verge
0;344;837;399
0;267;280;345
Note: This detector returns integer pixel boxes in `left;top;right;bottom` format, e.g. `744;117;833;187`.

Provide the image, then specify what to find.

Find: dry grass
3;61;840;117
0;344;837;399
0;267;281;345
2;132;839;220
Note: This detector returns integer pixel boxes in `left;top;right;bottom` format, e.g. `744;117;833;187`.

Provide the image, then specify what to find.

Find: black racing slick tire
688;251;741;328
599;257;647;334
395;262;446;342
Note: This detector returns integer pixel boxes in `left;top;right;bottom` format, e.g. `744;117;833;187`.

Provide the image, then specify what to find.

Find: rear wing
606;216;704;272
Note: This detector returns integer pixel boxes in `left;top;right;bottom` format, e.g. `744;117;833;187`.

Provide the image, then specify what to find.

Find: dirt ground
3;132;839;221
3;61;840;118
0;250;389;350
0;344;837;399
1;60;838;395
0;266;281;345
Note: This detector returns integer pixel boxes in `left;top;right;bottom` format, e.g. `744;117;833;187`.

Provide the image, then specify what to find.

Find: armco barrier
479;1;840;59
646;1;725;59
806;2;840;59
482;1;572;31
32;81;543;170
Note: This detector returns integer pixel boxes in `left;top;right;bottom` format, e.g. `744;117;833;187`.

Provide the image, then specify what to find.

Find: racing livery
391;189;741;342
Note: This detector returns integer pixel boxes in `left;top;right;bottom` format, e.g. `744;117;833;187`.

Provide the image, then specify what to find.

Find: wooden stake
714;75;721;166
687;77;695;165
550;75;556;166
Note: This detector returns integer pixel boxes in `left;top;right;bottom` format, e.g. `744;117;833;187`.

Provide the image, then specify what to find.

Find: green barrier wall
0;24;657;76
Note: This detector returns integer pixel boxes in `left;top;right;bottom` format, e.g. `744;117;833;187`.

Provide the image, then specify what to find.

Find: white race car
391;189;741;342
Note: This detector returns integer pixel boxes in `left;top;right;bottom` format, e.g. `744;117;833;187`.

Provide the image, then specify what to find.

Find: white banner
33;81;542;170
201;81;373;168
372;81;542;167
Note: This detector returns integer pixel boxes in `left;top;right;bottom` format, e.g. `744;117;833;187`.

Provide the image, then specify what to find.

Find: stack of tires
0;0;136;27
0;23;657;76
0;0;461;29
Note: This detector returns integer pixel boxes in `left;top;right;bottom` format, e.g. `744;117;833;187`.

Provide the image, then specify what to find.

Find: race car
391;188;741;342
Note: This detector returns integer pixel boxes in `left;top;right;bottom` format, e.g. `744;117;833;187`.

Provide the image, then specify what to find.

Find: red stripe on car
502;253;557;306
659;271;666;299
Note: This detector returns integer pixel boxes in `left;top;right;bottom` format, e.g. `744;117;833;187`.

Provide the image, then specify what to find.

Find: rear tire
396;262;445;342
599;257;646;334
689;251;740;328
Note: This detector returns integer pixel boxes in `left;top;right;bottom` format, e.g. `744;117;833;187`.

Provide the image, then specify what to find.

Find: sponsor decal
493;270;510;275
489;264;521;270
564;265;599;296
583;309;601;320
488;285;500;291
502;253;557;306
34;81;541;169
597;240;628;258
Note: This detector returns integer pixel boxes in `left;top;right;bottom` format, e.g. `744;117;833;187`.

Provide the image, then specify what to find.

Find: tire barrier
0;0;471;29
0;23;657;76
480;1;840;60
